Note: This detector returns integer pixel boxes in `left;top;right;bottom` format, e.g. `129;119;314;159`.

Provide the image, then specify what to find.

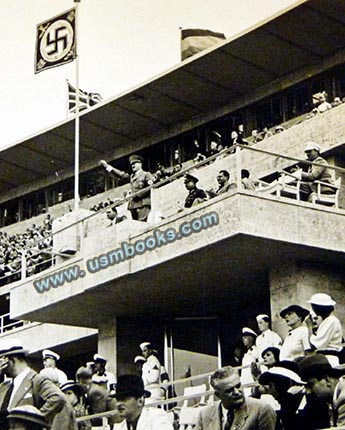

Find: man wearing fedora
111;374;173;429
7;405;50;430
100;155;153;222
196;366;276;430
299;353;345;427
0;339;65;430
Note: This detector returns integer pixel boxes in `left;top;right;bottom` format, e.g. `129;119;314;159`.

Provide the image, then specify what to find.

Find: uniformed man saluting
100;155;153;222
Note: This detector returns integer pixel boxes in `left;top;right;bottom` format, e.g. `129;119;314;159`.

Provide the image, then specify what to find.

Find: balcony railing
1;143;344;288
0;312;27;334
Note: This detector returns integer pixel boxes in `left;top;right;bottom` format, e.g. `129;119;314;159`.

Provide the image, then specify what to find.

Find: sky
2;0;299;150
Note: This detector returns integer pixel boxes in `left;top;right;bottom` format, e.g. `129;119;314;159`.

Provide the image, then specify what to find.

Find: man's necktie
224;409;234;430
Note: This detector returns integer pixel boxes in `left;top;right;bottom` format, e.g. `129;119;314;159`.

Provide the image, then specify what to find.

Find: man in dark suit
195;366;276;430
0;339;65;430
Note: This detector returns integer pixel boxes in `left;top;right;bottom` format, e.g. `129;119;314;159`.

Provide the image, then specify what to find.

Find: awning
1;0;345;197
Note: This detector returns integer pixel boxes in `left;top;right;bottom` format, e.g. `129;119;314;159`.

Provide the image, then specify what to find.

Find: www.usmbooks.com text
33;211;219;294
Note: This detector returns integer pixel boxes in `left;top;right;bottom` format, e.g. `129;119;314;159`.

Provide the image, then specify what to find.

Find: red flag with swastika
35;8;76;74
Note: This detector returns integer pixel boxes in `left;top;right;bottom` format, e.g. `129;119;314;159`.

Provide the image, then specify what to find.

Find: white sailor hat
140;342;152;350
42;349;60;361
93;354;107;364
304;142;321;152
307;293;336;307
134;355;147;364
256;314;270;322
242;327;257;337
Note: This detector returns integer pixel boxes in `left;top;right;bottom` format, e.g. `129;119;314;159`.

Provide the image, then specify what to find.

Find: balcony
10;168;345;328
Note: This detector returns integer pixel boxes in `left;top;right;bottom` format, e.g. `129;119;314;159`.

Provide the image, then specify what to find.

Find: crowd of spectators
0;215;53;286
1;291;344;429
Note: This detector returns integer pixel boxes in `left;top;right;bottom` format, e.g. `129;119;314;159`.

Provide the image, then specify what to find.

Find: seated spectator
106;206;127;226
193;152;207;164
262;126;273;139
299;353;345;427
274;125;285;134
61;381;91;430
207;170;236;198
183;173;208;208
315;92;332;113
304;293;343;367
241;169;256;191
206;140;219;159
332;96;342;107
195;366;276;430
251;129;263;143
297;142;336;201
259;361;306;430
279;304;311;361
110;374;173;429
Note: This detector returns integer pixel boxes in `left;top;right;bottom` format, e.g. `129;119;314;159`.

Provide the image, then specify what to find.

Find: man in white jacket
111;374;173;430
139;342;161;403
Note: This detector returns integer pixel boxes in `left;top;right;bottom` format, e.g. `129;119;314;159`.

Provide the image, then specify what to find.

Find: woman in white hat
305;293;343;366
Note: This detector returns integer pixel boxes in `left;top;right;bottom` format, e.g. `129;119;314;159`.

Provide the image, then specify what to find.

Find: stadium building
1;0;345;384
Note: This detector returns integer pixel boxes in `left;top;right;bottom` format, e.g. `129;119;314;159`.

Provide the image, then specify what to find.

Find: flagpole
74;0;81;211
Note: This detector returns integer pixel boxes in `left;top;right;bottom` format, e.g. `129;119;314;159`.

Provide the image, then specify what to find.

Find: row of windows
1;64;345;227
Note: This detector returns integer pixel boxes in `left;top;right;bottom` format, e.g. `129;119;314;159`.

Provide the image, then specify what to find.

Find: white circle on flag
40;19;74;63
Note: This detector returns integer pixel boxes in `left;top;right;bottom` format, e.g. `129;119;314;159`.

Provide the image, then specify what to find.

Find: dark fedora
109;374;151;399
298;353;345;381
279;304;309;320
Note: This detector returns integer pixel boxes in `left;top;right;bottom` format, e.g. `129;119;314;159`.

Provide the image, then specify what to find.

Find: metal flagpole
74;0;81;211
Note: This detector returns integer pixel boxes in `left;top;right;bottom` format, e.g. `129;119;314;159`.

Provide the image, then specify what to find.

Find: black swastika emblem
40;19;74;63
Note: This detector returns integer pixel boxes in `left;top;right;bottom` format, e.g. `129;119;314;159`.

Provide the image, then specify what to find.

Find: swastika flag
35;8;76;74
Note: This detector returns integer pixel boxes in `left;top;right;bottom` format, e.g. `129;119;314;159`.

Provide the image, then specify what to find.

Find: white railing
0;143;343;288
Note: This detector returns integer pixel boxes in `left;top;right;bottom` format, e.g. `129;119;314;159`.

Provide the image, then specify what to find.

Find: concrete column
98;319;117;376
270;261;345;339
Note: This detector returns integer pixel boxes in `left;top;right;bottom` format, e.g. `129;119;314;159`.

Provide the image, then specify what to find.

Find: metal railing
1;142;344;287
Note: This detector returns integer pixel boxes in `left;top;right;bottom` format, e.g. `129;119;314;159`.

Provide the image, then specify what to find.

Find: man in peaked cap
42;350;67;386
241;328;259;397
298;142;336;201
92;353;116;391
0;339;65;430
110;374;173;429
139;342;161;403
183;172;208;208
100;155;154;222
